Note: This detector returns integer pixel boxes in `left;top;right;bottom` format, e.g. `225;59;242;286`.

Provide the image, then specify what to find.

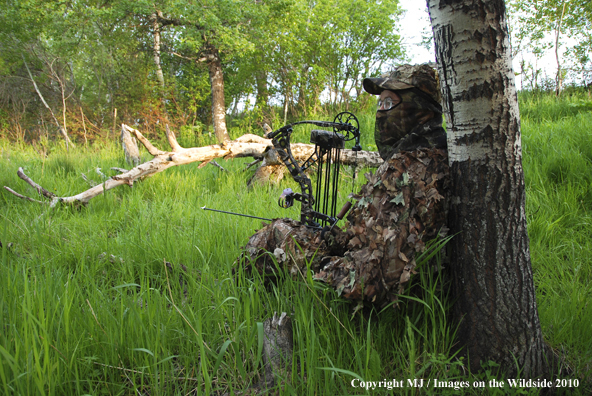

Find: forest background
1;0;592;395
0;0;590;145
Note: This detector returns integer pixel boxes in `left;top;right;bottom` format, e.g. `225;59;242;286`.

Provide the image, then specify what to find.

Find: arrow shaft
201;206;273;222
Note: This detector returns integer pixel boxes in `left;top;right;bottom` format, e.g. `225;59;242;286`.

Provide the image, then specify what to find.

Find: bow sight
266;111;361;230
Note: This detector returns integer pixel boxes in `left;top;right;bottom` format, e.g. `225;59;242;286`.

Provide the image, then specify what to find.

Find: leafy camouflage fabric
237;148;449;309
364;63;446;160
363;63;441;104
236;216;350;283
314;148;449;308
374;89;446;160
237;64;448;309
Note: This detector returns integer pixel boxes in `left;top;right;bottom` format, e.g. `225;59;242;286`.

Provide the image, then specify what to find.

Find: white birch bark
427;0;553;378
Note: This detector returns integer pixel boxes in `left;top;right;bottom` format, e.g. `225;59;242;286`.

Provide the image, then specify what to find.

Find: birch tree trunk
554;0;568;97
427;0;553;377
152;12;166;91
151;11;170;119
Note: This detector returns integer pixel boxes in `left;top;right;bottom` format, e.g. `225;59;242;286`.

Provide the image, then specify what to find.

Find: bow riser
267;112;361;230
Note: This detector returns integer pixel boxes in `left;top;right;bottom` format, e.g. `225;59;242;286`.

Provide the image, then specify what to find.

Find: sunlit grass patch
0;90;591;394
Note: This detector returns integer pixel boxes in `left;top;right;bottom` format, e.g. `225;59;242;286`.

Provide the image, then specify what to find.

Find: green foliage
520;89;592;383
509;0;592;89
1;91;592;394
0;0;405;141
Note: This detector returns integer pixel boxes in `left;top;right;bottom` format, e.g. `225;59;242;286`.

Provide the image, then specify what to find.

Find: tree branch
21;54;73;149
17;167;56;199
5;124;382;206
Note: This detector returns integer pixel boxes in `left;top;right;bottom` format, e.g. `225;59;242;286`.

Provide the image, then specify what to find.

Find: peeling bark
121;124;140;166
427;0;553;377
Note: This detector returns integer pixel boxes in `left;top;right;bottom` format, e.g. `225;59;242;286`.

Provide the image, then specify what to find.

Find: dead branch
209;160;226;171
4;124;382;207
121;124;140;166
244;158;262;171
21;54;73;150
4;186;47;204
81;173;97;187
17;167;56;199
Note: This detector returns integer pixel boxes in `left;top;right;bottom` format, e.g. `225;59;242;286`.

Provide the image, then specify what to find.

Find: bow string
266;112;362;230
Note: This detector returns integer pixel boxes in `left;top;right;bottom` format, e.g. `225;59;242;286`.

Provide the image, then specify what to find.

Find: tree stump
121;125;141;166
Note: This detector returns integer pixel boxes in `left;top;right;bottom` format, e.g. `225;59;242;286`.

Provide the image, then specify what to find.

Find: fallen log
4;124;382;206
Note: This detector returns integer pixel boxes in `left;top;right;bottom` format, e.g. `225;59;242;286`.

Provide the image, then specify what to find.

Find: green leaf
348;270;356;288
132;348;154;357
390;192;405;206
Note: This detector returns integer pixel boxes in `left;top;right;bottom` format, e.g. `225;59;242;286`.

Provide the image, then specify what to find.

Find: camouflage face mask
374;89;441;159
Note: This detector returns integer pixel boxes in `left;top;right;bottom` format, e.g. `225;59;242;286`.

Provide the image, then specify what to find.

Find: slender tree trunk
58;74;68;139
255;68;271;125
283;88;289;125
22;55;73;150
296;65;309;117
151;11;171;121
554;0;568;97
255;70;269;108
207;49;230;143
151;13;166;90
427;0;553;378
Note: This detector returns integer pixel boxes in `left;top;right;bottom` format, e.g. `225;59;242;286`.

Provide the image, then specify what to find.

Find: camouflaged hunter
237;64;450;309
363;64;447;160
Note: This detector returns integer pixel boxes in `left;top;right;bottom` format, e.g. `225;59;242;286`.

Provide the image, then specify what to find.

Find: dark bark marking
428;0;552;378
434;24;456;127
458;79;497;101
454;125;494;147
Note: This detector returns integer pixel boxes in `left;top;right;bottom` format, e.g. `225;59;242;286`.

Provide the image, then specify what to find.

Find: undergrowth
0;90;590;395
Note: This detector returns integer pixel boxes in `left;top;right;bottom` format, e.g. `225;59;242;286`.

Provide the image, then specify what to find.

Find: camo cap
363;63;441;105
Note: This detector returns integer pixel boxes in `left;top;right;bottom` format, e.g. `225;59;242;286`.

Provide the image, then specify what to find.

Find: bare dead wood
247;165;286;186
258;313;293;391
95;168;107;179
209;160;226;171
3;186;47;204
244;158;262;171
231;312;294;396
121;124;141;166
81;173;97;187
22;54;73;149
4;124;381;207
16;167;56;199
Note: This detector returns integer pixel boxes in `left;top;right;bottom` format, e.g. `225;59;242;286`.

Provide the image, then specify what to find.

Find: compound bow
266;111;361;230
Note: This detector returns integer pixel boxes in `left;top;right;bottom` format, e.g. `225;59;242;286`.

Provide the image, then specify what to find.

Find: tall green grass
520;90;592;379
0;90;591;395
